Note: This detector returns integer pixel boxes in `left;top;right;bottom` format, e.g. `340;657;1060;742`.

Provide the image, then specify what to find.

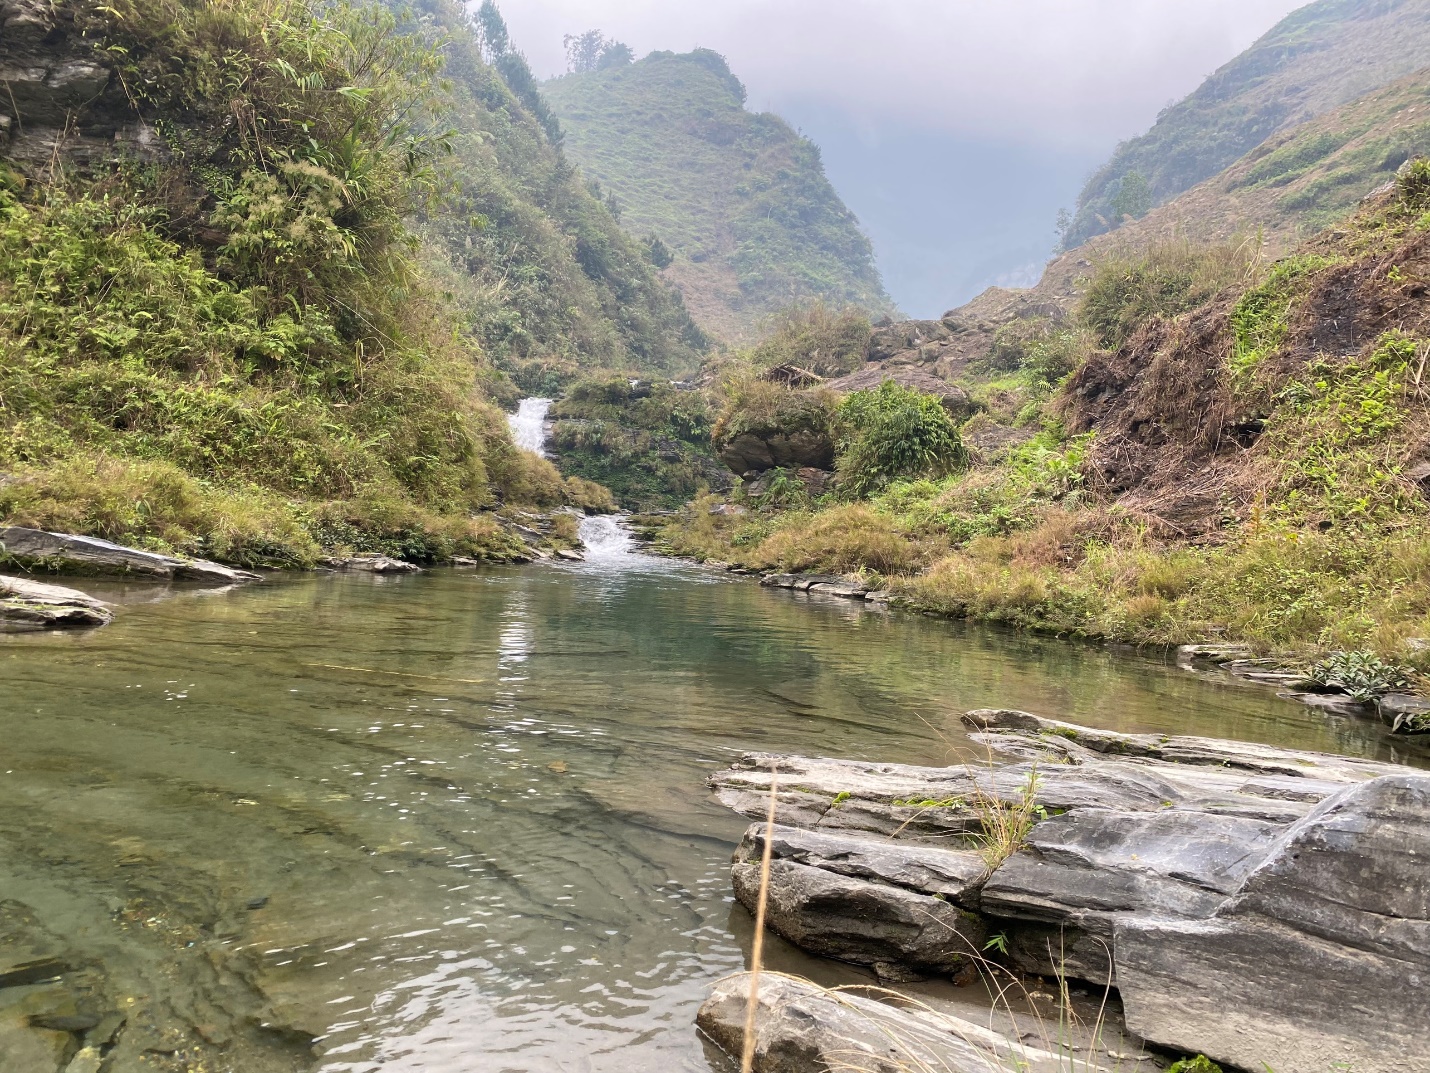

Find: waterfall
577;514;637;562
508;397;552;456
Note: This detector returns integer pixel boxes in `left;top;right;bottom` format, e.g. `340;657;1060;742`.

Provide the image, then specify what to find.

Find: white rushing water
576;513;638;563
507;397;552;456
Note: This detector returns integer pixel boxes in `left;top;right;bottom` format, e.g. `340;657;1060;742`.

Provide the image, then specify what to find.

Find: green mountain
0;0;695;564
1065;0;1430;248
543;49;894;343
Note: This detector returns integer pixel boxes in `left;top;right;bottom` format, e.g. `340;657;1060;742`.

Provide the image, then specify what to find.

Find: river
2;522;1424;1073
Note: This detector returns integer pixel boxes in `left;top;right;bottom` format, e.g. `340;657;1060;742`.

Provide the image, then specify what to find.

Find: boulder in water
0;575;112;629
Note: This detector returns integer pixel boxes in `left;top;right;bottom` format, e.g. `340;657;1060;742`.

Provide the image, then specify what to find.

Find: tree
564;30;634;74
475;0;509;60
598;41;634;69
1111;170;1152;222
644;234;674;269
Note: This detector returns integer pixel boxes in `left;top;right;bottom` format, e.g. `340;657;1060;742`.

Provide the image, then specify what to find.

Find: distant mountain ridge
543;49;894;343
1066;0;1430;248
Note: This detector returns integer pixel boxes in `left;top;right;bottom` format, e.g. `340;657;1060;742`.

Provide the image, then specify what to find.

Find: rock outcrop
706;709;1430;1073
0;527;261;584
824;365;973;417
0;575;111;629
697;973;1105;1073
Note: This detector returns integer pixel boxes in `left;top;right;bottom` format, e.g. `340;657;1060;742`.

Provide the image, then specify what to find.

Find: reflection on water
0;549;1423;1073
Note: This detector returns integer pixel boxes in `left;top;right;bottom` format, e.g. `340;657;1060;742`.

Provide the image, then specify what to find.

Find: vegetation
543;50;893;341
547;377;727;509
835;380;966;498
1064;0;1430;246
660;167;1430;682
0;0;699;562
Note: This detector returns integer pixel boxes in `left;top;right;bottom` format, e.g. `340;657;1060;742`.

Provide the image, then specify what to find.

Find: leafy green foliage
0;0;683;560
1229;255;1336;377
1167;1058;1222;1073
836;381;966;498
548;378;726;508
543;51;892;340
1306;650;1411;703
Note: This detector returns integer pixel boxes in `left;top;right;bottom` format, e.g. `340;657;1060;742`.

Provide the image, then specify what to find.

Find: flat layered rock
698;973;1092;1073
324;555;420;574
731;825;986;979
0;575;111;630
1115;774;1430;1073
0;527;260;584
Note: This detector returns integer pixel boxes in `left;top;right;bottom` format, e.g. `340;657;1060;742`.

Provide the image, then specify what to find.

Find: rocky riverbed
699;709;1430;1073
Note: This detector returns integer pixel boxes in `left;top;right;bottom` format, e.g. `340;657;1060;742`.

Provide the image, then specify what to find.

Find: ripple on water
0;563;1424;1072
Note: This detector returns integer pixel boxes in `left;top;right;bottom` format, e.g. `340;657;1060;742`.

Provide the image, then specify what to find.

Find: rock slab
1114;774;1430;1073
698;973;1084;1073
0;575;111;629
0;527;260;584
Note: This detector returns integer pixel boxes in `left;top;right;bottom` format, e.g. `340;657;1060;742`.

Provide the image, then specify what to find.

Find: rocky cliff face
0;0;157;172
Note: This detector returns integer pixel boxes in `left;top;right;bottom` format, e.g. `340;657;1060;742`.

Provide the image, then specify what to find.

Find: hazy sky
501;0;1310;316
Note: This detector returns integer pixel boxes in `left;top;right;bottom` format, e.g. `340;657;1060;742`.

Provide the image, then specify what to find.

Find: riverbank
4;541;1418;1071
697;711;1430;1073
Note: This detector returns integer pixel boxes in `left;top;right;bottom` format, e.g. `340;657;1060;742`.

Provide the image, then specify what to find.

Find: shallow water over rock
0;549;1423;1072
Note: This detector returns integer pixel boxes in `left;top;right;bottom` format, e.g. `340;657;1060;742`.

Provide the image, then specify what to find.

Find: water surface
1;532;1422;1072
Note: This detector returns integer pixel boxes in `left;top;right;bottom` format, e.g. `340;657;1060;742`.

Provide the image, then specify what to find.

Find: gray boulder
323;554;419;574
1115;774;1430;1073
698;972;1125;1073
0;527;260;584
731;825;986;979
979;808;1282;982
0;575;111;629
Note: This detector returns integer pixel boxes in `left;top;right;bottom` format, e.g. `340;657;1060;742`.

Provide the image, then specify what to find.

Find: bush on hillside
1081;240;1258;350
835;381;967;498
748;304;872;376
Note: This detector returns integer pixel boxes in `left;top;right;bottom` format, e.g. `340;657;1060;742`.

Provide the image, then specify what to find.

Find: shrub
1082;240;1257;350
1305;650;1412;703
747;304;871;376
835;381;967;498
752;504;923;575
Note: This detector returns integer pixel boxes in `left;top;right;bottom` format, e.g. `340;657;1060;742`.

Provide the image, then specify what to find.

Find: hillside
543;50;893;343
662;165;1430;677
1065;0;1430;248
0;0;691;564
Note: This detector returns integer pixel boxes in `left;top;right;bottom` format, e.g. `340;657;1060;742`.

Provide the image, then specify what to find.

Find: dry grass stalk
740;762;778;1073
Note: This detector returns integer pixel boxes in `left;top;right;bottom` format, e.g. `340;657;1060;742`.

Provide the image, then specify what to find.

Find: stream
2;538;1424;1072
1;408;1425;1072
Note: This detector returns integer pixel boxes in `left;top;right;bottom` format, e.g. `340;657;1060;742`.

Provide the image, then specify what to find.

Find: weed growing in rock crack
975;769;1046;871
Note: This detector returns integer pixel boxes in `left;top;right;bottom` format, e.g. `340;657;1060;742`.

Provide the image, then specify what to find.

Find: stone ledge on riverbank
0;527;262;584
0;575;112;629
700;710;1430;1073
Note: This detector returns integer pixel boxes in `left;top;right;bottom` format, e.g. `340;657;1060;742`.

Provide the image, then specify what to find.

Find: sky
499;0;1310;317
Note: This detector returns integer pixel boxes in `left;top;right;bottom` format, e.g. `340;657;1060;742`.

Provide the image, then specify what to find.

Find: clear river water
1;521;1425;1073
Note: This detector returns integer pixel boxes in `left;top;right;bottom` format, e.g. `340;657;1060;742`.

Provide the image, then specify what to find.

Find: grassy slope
662;170;1430;673
542;51;892;343
415;9;705;386
1066;0;1430;247
957;68;1430;345
0;0;680;565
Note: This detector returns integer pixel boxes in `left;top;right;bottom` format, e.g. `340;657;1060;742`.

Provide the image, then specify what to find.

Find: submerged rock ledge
700;709;1430;1073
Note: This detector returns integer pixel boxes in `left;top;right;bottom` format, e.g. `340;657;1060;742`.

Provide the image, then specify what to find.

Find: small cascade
577;514;638;563
508;397;552;456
